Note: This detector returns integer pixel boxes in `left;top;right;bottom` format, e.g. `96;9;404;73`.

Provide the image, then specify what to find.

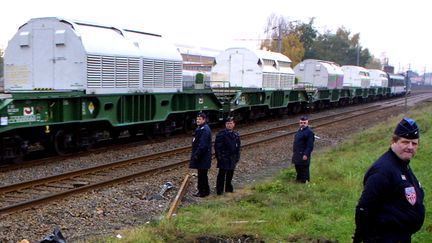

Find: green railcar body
0;84;398;162
0;90;225;133
0;86;312;140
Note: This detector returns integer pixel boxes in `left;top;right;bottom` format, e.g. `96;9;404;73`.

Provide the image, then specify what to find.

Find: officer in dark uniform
214;117;241;195
189;112;212;197
353;118;425;243
292;115;315;183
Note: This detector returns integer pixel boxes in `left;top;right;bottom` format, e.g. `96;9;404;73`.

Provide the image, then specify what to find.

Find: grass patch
97;104;432;242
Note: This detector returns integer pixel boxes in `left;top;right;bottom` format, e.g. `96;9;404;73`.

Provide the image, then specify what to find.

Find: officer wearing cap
292;115;315;183
214;117;241;195
190;112;212;197
353;118;425;242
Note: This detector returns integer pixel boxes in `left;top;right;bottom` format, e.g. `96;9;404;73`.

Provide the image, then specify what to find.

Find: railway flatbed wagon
366;87;391;100
304;88;353;110
209;85;309;119
0;90;223;160
210;48;311;117
346;87;368;103
373;87;389;98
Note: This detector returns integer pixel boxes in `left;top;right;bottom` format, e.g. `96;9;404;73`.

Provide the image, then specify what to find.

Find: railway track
0;93;431;215
1;92;429;174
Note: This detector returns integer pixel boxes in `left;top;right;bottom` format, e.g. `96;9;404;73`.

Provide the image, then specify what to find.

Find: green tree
260;14;305;67
308;27;371;67
294;18;318;59
260;14;289;52
282;33;304;67
260;14;375;68
365;57;383;69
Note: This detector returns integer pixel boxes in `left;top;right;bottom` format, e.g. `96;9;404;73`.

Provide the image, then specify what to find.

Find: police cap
225;117;235;123
197;112;207;119
300;115;309;121
394;117;419;139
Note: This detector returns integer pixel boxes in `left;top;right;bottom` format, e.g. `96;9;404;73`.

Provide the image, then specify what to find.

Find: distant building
407;71;421;85
383;65;395;74
423;73;432;85
176;44;221;86
410;76;423;85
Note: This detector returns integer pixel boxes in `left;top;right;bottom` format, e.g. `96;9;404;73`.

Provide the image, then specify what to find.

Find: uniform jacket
214;129;241;170
292;126;315;165
355;149;425;238
189;124;212;169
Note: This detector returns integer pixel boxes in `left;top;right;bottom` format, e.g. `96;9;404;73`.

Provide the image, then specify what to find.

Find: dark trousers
362;232;411;243
216;169;234;194
197;169;210;196
295;164;310;183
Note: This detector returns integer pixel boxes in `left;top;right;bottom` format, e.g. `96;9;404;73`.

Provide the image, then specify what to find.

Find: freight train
0;17;408;162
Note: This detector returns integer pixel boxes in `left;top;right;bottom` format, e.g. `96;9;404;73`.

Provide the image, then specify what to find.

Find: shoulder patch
405;187;417;205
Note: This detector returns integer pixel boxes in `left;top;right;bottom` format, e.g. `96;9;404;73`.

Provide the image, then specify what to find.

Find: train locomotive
0;17;408;162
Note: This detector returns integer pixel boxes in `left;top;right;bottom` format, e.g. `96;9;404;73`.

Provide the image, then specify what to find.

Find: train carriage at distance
387;73;408;96
210;47;309;119
368;69;390;98
294;59;350;108
341;65;376;102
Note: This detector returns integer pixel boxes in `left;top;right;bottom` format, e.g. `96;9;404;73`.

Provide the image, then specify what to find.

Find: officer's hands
302;155;308;160
353;207;367;243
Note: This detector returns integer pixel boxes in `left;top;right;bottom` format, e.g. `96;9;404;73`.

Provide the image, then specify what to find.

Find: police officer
292;115;315;183
189;112;212;197
353;118;425;242
214;117;241;195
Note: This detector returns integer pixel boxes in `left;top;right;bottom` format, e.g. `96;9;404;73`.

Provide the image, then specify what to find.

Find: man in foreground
353;117;425;242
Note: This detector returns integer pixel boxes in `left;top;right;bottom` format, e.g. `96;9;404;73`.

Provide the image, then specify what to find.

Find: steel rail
0;93;431;215
1;93;428;173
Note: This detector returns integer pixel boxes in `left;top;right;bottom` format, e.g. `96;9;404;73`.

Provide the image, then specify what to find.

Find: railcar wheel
54;130;75;155
181;116;191;134
110;130;121;140
11;136;25;163
291;104;302;114
128;129;138;137
83;133;97;151
12;149;24;164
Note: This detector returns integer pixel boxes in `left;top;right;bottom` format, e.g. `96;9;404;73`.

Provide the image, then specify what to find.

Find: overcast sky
1;0;429;73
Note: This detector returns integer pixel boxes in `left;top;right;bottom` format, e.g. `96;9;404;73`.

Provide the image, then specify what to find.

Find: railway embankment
89;104;432;242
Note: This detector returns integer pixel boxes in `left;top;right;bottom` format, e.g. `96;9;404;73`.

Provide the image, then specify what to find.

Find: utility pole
356;46;360;66
404;70;409;114
277;23;282;53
